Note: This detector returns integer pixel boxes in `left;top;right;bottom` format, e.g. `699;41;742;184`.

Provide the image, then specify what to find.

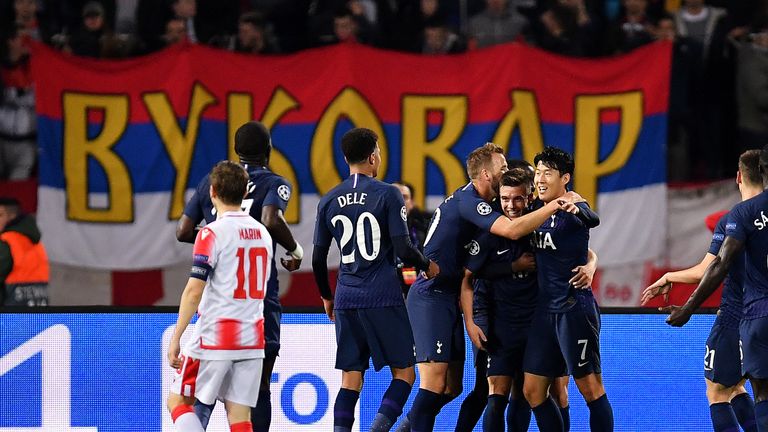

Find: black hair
500;168;532;195
507;158;535;187
0;197;20;215
533;146;574;177
234;121;271;163
239;11;265;29
761;144;768;182
341;128;378;164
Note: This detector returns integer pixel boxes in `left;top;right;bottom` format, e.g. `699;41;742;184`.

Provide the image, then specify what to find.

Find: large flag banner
33;41;671;270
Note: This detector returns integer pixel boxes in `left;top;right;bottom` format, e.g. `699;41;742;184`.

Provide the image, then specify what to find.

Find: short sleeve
183;176;208;224
386;186;409;239
726;203;750;242
458;194;503;231
190;227;217;280
313;200;333;248
263;177;292;212
708;214;727;255
465;231;493;274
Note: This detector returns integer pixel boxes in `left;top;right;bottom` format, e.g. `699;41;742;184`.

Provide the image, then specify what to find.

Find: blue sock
454;389;488;432
482;394;508;432
506;397;531;432
194;400;214;430
370;379;412;431
753;401;768;430
334;388;360;432
251;389;271;432
710;402;740;432
532;398;564;432
559;404;570;432
587;394;614;432
410;388;442;432
731;393;758;432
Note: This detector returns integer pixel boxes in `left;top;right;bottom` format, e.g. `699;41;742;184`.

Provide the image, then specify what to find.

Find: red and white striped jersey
184;210;273;360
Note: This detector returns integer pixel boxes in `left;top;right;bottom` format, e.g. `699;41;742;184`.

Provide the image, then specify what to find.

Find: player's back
188;212;274;360
532;202;593;313
316;174;407;309
727;190;768;318
415;183;501;293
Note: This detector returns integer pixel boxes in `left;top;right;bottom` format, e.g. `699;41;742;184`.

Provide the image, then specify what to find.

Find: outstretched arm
664;237;744;327
640;253;716;305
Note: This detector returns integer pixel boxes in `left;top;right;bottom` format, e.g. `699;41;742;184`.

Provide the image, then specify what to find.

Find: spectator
234;11;279;54
733;28;768;151
389;0;445;51
310;1;378;46
605;0;655;53
67;1;133;58
332;6;376;45
162;16;188;46
467;0;528;49
0;197;49;306
8;0;59;43
392;182;431;294
0;26;36;181
171;0;198;43
421;15;466;53
534;0;602;56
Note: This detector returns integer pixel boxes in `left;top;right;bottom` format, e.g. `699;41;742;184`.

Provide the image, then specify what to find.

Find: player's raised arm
664;237;745;327
489;199;563;240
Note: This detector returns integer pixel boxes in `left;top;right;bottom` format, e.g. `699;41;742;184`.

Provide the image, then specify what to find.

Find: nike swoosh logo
578;361;589;367
496;249;510;255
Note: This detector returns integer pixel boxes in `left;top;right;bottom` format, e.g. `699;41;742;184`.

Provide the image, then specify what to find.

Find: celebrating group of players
162;117;768;432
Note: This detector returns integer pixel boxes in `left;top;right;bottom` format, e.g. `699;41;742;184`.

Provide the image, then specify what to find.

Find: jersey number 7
234;247;269;300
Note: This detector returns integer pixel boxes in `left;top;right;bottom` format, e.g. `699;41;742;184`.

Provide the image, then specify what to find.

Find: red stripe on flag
112;269;163;305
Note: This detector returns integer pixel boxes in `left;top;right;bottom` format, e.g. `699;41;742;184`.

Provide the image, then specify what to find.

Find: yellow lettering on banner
143;82;217;220
311;87;388;195
574;92;643;210
227;88;301;223
401;95;467;209
63;93;132;222
492;91;544;162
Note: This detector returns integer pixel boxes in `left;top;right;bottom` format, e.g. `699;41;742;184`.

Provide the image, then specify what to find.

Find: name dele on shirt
337;192;367;208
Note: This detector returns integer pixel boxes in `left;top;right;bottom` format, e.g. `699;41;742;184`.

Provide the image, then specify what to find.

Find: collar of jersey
218;210;249;218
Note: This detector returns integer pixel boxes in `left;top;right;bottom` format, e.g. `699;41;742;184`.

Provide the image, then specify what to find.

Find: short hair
467;143;504;179
534;146;574;177
739;150;762;186
507;158;534;184
393;181;414;197
239;11;265;29
0;197;20;216
500;168;532;196
762;144;768;173
210;160;249;206
234;121;271;160
341;128;378;164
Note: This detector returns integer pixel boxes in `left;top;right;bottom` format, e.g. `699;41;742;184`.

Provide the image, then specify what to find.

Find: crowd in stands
1;0;768;181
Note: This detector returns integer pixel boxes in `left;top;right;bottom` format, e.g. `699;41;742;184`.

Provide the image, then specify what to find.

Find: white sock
174;411;205;432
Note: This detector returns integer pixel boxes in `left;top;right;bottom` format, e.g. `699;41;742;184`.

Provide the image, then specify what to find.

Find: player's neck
472;179;496;201
215;203;243;215
349;166;374;177
742;184;763;201
239;157;268;169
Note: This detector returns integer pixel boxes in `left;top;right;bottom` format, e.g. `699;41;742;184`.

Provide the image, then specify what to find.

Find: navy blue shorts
487;321;529;377
264;293;281;358
407;288;465;363
523;293;601;379
334;305;415;372
741;317;768;380
705;320;743;387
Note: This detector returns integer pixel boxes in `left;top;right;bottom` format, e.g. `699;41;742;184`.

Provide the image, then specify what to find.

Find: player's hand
511;253;536;273
562;191;586;204
641;276;672;305
423;260;440;279
168;338;182;369
465;321;488;350
660;304;691;327
569;265;593;289
281;255;302;272
322;297;335;322
557;201;580;214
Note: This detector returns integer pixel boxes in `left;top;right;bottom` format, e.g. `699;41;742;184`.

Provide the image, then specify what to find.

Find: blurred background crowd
1;0;768;183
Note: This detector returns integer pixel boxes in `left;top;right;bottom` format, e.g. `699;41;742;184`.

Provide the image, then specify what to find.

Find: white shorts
170;355;264;407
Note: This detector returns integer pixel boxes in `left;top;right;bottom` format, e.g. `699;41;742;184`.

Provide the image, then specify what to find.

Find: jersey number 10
234;247;269;300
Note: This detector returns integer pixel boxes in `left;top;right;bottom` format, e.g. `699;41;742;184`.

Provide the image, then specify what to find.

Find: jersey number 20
234;247;269;299
331;212;381;264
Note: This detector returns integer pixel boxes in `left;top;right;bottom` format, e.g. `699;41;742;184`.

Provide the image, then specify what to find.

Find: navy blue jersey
709;213;744;324
531;201;597;312
183;164;291;297
466;230;537;326
412;183;503;295
314;174;410;309
726;191;768;319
